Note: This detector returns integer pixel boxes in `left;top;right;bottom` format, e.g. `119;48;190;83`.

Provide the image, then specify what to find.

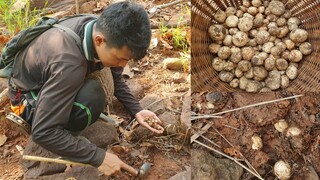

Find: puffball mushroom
208;43;221;54
252;52;268;66
218;46;231;59
265;70;281;90
238;17;254;32
284;39;295;50
225;7;237;16
287;17;301;31
286;127;301;137
223;35;233;46
251;135;263;150
252;0;262;7
290;28;308;43
299;42;313;55
214;10;227;23
232;31;249;47
230;78;240;88
274;160;291;180
276;58;288;71
265;55;276;71
280;75;290;88
248;7;258;16
274;119;289;132
268;0;286;16
253;66;268;81
230;47;242;63
219;71;234;82
286;64;298;80
238;60;252;72
256;30;270;44
246;80;263;92
223;61;235;71
242;47;256;60
226;15;239;28
289;50;303;62
208;24;227;41
276;17;287;27
212;57;225;71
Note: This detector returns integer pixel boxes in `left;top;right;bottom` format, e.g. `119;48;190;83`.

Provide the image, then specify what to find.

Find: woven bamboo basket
191;0;320;92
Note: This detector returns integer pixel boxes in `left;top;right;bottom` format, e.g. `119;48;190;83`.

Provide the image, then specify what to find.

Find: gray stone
139;94;165;114
80;121;119;149
125;78;144;99
192;149;243;180
22;138;66;179
305;166;319;180
159;111;178;125
169;166;191;180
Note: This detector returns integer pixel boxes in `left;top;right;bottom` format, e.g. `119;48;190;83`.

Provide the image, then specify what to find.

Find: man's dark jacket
8;15;142;167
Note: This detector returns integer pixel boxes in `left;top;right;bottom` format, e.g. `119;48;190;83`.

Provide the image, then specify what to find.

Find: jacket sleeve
111;67;143;118
31;62;105;167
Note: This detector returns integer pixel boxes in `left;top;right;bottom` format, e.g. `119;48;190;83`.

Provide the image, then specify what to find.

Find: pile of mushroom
208;0;313;92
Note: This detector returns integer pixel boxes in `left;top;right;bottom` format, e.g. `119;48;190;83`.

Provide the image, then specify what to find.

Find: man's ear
93;34;105;47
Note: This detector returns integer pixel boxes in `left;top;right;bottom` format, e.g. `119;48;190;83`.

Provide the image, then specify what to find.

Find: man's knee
67;79;106;131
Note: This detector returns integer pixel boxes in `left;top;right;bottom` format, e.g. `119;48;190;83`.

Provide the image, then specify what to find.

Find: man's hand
98;152;137;176
135;110;164;134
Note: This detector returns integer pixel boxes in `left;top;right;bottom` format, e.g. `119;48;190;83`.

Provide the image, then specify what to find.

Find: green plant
0;0;47;35
158;4;191;53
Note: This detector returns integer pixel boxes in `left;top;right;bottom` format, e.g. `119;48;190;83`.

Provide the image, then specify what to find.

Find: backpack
0;16;84;78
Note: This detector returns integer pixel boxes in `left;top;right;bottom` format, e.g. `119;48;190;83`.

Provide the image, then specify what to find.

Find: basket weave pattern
191;0;320;92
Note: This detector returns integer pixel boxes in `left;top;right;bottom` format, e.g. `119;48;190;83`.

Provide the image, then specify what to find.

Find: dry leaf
224;147;242;159
110;145;130;154
0;135;7;147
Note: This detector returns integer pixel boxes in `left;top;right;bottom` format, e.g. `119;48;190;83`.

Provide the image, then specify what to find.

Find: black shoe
6;112;31;135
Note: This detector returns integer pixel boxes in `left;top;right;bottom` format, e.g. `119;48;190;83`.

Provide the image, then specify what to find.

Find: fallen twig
190;121;214;143
75;0;79;14
223;124;240;131
192;94;303;120
190;115;222;121
0;88;9;110
193;140;264;180
149;0;186;15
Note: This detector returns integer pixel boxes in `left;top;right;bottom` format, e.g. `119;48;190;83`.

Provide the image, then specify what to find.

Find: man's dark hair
96;1;151;60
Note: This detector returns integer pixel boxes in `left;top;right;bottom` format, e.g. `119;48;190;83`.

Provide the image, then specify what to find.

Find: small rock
205;92;227;104
159;111;178;125
316;112;320;122
79;1;96;13
0;135;7;146
305;166;319;180
192;149;243;180
139;94;165;113
130;149;140;158
309;115;316;123
172;72;186;83
169;166;191;180
163;58;184;71
80;121;119;149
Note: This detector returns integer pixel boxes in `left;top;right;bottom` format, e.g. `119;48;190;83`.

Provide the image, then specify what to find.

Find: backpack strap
52;24;82;48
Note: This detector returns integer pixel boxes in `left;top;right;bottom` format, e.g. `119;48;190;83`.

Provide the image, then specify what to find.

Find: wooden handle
22;155;90;166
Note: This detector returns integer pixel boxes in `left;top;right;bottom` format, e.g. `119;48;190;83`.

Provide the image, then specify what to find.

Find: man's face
96;43;132;68
93;32;132;67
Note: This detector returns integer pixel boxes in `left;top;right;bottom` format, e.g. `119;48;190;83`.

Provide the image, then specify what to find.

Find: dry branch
0;88;9;109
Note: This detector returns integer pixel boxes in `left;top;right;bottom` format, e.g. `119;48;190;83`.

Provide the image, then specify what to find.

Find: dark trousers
20;79;106;132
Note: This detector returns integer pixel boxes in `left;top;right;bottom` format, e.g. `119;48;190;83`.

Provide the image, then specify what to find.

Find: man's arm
111;67;143;117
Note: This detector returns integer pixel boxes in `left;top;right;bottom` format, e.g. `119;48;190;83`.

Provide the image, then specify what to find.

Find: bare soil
191;92;320;179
